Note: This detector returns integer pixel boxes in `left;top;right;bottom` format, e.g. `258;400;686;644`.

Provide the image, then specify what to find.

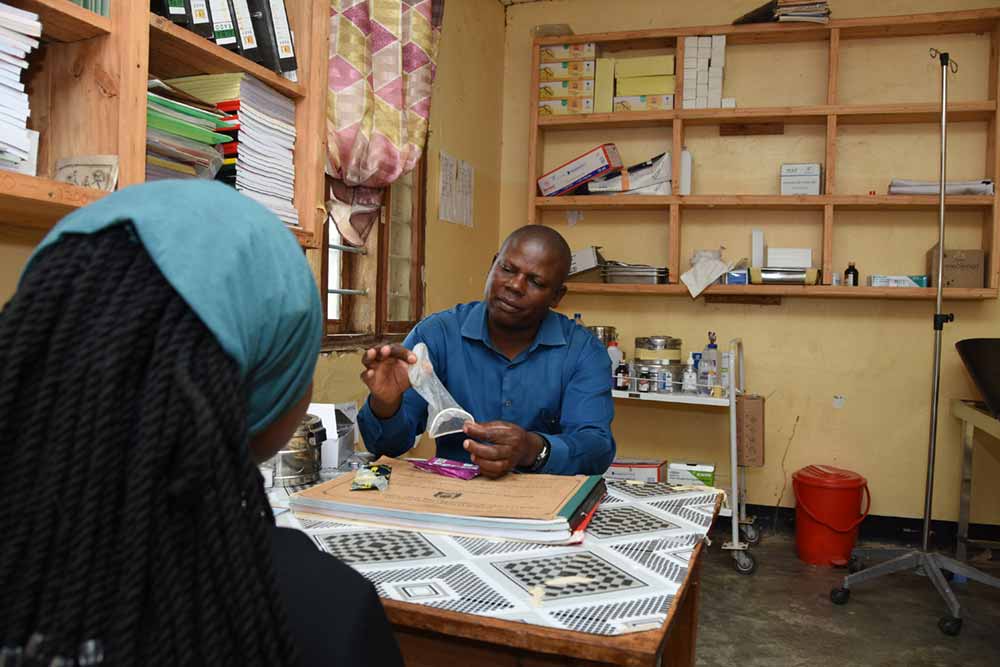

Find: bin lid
792;465;866;489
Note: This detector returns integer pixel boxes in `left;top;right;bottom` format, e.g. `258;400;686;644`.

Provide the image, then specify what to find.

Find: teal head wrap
24;180;322;435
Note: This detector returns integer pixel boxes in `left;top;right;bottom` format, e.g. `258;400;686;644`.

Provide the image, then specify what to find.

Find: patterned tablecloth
270;478;722;637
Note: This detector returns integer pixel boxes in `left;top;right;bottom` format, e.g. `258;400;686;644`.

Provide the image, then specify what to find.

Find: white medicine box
780;163;822;195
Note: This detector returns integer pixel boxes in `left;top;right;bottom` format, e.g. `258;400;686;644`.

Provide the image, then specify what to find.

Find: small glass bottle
573;312;584;326
844;262;859;287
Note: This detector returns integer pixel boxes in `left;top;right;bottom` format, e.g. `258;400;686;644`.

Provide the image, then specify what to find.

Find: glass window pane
326;222;342;320
387;176;415;321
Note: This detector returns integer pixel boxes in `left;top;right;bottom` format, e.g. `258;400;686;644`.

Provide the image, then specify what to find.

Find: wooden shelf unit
527;8;1000;301
2;0;328;248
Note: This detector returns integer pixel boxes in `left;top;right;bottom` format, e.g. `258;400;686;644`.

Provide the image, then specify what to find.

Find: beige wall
313;0;506;464
500;0;1000;523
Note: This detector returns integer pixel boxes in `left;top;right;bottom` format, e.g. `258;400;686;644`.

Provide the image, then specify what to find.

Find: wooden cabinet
4;0;328;248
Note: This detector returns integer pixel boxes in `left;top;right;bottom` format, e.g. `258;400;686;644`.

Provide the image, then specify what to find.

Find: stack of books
0;3;40;176
145;80;231;181
734;0;831;25
68;0;109;16
290;458;607;544
151;1;298;79
165;73;298;226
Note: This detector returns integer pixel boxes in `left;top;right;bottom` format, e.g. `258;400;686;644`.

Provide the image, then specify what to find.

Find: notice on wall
438;150;474;228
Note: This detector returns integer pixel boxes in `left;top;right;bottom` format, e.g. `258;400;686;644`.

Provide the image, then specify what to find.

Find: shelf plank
8;0;111;42
536;195;676;210
539;102;995;131
0;172;104;230
148;15;304;99
536;194;995;211
564;282;998;300
836;101;996;125
612;389;729;408
534;9;1000;47
289;226;319;249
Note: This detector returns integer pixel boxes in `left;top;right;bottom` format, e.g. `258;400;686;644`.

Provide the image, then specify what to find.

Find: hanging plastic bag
407;342;475;438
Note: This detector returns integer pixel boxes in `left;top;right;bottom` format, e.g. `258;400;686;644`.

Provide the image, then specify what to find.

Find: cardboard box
695;96;708;108
614;55;675;78
605;458;668;483
767;247;812;268
684;36;698;50
668;463;716;487
613;95;674;112
725;269;749;285
615;74;675;96
539;60;596;81
780;175;821;195
867;274;930;288
682;98;696;109
569;245;606;279
926;245;986;288
697;36;712;48
538;79;595;99
684;56;698;70
736;394;765;467
538;98;594;116
539;42;596;63
722;97;737;108
781;162;822;177
537;143;623;196
594;58;615;113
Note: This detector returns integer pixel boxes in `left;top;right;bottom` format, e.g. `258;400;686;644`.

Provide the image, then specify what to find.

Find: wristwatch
529;437;551;472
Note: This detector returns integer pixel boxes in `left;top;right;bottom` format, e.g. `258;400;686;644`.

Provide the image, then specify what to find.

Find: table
950;399;1000;560
276;481;722;667
383;539;706;667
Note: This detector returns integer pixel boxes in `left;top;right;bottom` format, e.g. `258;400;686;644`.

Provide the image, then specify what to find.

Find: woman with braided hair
0;181;402;666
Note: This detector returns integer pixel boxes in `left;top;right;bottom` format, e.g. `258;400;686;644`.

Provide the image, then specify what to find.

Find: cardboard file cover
188;0;215;38
154;0;193;26
736;394;765;467
230;0;263;62
207;0;239;51
249;0;298;74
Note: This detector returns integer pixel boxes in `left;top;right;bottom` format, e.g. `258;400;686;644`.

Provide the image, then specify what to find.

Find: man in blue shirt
357;225;615;477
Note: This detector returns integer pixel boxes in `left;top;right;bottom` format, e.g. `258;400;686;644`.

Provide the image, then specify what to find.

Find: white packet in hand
407;342;475;438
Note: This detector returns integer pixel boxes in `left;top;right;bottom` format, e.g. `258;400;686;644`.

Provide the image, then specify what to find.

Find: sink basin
956;338;1000;418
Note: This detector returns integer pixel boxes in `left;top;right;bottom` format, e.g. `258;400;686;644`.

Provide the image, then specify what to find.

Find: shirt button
504;400;512;407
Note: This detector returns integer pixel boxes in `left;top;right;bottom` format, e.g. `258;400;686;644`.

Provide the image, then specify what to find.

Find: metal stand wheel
938;616;962;636
732;549;757;575
830;587;850;605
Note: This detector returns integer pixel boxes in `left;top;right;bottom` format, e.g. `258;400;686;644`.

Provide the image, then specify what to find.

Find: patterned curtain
326;0;445;246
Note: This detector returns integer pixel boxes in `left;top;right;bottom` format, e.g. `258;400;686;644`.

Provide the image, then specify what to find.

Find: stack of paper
145;80;231;181
165;73;297;226
0;3;40;176
775;0;830;23
889;179;995;196
290;458;607;544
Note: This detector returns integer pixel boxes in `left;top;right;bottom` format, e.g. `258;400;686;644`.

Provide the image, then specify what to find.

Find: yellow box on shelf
616;75;675;96
594;58;615;113
539;42;596;63
538;98;595;116
613;95;674;112
539;80;595;99
614;55;675;78
539;60;596;81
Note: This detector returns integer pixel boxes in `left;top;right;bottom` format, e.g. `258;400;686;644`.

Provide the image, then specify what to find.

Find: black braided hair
0;224;299;666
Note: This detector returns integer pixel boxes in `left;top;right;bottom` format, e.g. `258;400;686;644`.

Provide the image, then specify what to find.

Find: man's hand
462;421;545;479
361;344;417;419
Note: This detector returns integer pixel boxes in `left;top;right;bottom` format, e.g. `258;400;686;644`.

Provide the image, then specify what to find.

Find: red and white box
537;143;623;197
604;458;668;483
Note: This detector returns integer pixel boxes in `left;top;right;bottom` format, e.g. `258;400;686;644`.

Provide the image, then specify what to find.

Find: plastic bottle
614;358;630;391
720;351;732;397
607;342;624;388
681;353;698;393
844;262;859;287
698;331;719;396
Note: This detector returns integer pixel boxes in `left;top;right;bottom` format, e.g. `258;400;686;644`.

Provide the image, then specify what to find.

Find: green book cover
146;109;229;145
556;475;603;521
147;92;233;128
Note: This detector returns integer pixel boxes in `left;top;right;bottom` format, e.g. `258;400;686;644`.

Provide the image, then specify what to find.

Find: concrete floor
696;533;1000;667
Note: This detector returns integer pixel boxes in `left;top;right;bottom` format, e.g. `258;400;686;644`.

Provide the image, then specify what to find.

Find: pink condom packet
410;457;480;480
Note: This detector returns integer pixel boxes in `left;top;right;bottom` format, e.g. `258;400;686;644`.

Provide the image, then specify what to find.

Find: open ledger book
289;458;606;544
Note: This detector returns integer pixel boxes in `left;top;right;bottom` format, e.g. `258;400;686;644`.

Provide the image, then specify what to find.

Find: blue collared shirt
358;301;616;475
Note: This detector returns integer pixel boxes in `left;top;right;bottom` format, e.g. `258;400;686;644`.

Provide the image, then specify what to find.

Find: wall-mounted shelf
527;8;1000;300
612;389;729;407
536;195;995;211
565;282;999;301
148;14;305;99
0;173;104;230
10;0;111;42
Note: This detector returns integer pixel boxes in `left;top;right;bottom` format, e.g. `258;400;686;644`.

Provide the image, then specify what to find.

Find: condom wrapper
410;457;480;480
351;464;392;491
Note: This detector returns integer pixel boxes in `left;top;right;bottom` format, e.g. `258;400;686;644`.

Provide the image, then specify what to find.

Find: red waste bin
792;465;870;566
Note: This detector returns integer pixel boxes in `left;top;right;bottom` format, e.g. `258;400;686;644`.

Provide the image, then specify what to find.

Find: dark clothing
271;526;404;666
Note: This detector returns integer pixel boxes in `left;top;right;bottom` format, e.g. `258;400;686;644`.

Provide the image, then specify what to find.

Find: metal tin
272;413;326;487
587;325;617;346
635;335;682;362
